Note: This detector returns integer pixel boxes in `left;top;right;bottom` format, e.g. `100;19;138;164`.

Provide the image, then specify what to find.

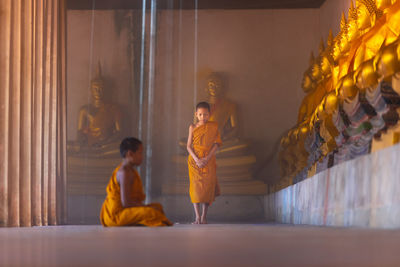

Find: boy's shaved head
120;137;142;158
196;102;210;111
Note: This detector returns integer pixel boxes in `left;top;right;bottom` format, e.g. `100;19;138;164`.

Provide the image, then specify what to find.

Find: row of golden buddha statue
278;0;400;191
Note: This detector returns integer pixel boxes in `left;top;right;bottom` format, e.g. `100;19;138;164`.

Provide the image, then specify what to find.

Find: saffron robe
100;165;172;227
188;121;222;204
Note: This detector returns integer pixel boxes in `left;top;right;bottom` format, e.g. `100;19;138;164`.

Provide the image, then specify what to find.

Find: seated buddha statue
68;63;123;156
205;73;239;143
351;0;386;71
179;72;248;155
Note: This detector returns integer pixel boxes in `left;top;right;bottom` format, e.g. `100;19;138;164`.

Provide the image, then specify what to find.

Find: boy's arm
117;168;143;208
187;125;204;167
204;143;220;163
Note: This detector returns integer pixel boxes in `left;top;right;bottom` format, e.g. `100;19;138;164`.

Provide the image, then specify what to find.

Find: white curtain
0;0;67;227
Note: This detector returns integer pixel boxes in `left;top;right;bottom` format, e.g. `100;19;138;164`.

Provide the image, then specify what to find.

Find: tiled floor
1;224;400;266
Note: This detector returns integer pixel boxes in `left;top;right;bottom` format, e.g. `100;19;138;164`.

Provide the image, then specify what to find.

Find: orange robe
100;165;172;227
188;121;222;204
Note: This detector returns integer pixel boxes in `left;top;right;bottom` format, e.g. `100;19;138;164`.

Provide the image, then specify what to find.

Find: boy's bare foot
200;217;207;224
191;218;201;224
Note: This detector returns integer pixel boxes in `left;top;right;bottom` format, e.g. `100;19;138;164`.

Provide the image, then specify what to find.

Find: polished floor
1;224;400;267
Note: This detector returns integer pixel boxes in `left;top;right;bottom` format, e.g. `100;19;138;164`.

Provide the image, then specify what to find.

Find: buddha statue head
205;73;223;98
280;135;290;149
332;35;343;62
338;12;351;55
340;72;359;100
375;41;400;80
311;39;325;82
347;1;360;43
321;30;335;77
356;0;383;32
302;71;315;93
302;53;317;92
355;58;379;89
90;63;105;103
332;14;350;62
311;62;322;83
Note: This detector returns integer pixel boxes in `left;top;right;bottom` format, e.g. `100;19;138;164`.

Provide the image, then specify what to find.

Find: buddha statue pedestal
67;142;121;224
66;63;124;224
160;147;267;222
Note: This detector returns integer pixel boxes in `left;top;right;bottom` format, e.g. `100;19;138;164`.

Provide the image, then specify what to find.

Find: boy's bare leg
201;203;209;224
192;203;201;224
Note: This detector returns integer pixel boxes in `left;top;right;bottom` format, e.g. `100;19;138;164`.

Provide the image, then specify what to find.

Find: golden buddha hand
341;72;359;101
324;93;339;115
317;101;327;121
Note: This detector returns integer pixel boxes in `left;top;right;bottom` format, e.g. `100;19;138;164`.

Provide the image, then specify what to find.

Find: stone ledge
265;143;400;229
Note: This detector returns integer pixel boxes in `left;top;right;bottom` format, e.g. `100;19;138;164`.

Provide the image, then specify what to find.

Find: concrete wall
265;144;400;229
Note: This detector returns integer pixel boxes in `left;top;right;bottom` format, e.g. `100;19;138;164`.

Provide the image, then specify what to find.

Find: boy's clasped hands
194;156;210;168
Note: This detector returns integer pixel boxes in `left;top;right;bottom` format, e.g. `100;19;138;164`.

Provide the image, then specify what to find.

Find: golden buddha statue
298;53;325;124
78;74;122;146
376;40;400;80
319;94;340;156
179;72;247;154
302;52;317;94
355;57;380;90
205;73;238;143
70;63;123;154
341;72;359;101
320;30;336;81
332;13;352;85
352;0;385;71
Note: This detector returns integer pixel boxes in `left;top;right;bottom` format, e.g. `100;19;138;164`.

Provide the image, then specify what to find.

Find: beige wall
67;10;134;141
67;0;353;192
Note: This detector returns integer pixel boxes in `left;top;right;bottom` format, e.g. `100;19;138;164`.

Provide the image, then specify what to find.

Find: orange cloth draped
188;121;222;204
100;165;172;227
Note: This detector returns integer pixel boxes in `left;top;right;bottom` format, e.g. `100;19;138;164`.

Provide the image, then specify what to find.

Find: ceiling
67;0;327;10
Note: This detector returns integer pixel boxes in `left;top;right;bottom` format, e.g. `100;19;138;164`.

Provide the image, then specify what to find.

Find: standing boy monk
100;137;172;226
187;102;222;224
